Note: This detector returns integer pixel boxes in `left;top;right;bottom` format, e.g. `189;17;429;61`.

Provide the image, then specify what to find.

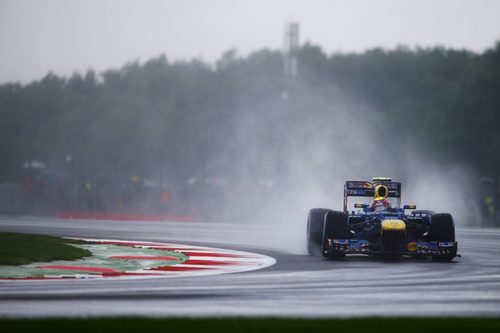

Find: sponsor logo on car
407;242;417;252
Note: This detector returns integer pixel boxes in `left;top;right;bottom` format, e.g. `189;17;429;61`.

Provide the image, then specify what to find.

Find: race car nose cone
381;219;406;232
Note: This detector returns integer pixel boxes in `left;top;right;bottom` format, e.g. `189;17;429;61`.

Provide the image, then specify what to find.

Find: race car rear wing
343;180;402;212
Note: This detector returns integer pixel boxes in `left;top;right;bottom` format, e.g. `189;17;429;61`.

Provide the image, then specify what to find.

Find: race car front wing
323;238;458;256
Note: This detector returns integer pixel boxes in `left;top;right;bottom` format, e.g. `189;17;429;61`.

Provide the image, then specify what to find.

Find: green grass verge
0;232;91;265
0;317;499;333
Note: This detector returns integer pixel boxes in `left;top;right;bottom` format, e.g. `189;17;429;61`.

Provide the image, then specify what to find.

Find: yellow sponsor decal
407;242;417;252
381;220;406;232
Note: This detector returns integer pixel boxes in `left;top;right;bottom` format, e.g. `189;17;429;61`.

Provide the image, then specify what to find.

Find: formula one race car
306;177;458;261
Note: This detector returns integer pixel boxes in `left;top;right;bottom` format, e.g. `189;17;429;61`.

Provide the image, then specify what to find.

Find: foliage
0;43;499;186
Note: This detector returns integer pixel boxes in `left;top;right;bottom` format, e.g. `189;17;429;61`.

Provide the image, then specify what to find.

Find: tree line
0;42;499;201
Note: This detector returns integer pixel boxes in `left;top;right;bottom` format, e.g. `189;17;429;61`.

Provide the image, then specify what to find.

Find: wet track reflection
0;217;499;317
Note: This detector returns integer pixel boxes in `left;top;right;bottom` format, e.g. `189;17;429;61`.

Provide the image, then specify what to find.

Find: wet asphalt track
0;216;499;317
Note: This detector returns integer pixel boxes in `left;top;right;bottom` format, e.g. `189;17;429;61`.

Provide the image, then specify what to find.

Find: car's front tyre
429;213;456;262
322;210;349;260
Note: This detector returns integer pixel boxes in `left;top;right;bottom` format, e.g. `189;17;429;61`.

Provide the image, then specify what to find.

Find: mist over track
0;217;499;317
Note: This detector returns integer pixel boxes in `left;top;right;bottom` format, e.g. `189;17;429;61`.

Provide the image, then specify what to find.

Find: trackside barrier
57;211;196;222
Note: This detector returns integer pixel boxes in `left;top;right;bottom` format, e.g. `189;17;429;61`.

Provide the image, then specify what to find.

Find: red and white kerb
3;238;276;280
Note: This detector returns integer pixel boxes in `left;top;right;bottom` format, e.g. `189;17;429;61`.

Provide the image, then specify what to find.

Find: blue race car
306;177;458;261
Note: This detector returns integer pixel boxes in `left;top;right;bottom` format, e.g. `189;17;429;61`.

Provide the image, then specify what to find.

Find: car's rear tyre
306;208;327;256
322;210;349;260
429;213;456;262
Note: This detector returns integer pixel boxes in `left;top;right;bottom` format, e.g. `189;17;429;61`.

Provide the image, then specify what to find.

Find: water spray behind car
209;81;480;254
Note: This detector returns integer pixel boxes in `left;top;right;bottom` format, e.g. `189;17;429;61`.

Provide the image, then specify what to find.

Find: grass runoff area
0;232;91;265
1;318;499;333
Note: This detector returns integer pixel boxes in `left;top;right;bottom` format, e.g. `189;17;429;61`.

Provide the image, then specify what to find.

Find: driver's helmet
371;184;391;212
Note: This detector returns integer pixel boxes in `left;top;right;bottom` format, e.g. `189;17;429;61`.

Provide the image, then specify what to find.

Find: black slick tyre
322;210;349;260
429;213;456;262
306;208;327;256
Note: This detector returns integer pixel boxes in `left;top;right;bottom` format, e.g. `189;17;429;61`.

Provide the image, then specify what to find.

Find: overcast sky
1;0;500;84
